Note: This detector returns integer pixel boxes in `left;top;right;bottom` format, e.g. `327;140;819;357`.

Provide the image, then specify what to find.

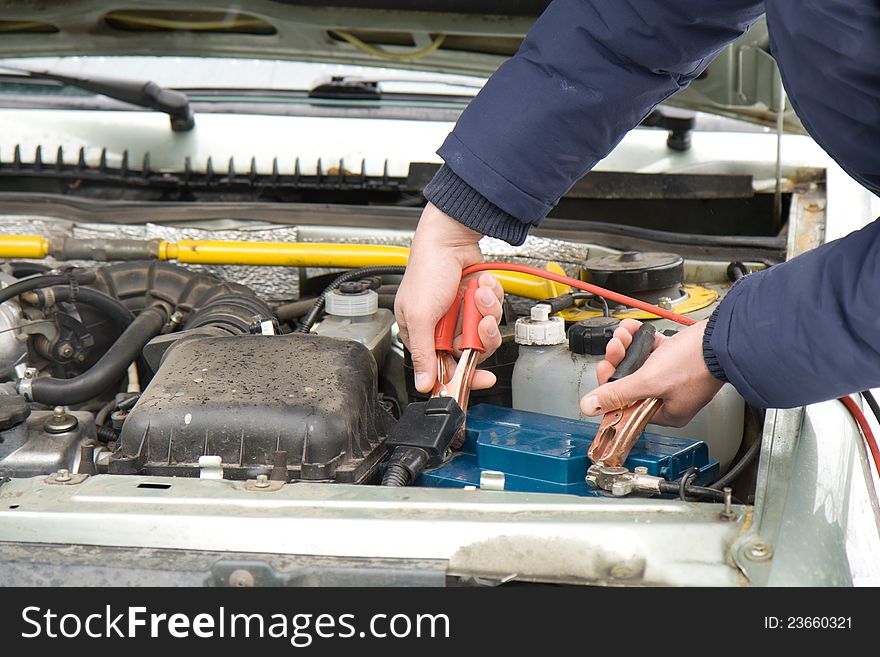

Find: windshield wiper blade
0;64;194;131
308;76;382;100
307;75;481;101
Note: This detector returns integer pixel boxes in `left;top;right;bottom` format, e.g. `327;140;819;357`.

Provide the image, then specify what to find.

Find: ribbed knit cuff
702;306;729;382
423;165;531;246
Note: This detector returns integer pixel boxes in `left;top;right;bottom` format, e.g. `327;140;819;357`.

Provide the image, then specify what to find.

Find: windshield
0;56;485;97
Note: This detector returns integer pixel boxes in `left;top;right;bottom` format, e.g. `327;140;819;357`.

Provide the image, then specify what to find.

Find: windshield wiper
307;75;482;100
0;64;194;131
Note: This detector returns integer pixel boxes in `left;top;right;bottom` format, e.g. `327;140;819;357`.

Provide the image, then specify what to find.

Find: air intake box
110;334;385;482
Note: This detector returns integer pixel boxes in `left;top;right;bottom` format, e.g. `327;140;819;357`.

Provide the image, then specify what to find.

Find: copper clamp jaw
433;349;479;411
431;349;479;450
587;397;663;467
431;278;485;449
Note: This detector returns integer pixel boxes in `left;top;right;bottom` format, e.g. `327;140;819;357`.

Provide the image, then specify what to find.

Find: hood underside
0;1;801;131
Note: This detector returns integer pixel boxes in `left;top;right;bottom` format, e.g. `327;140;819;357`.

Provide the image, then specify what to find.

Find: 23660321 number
790;617;850;629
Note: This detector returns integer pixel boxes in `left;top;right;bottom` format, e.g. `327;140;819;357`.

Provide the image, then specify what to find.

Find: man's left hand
580;318;724;427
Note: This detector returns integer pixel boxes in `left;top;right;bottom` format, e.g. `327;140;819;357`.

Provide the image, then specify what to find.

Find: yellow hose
0;235;568;300
159;240;411;268
0;235;49;259
157;240;569;299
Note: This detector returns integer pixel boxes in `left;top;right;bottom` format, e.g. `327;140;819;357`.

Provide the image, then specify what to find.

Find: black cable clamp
381;396;465;486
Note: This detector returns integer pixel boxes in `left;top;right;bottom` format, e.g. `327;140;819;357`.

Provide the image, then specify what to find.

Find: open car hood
0;1;800;132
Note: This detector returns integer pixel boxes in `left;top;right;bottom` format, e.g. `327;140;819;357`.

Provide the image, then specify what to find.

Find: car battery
418;404;719;496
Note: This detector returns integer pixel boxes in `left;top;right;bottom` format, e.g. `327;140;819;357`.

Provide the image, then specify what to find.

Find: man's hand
580;318;723;427
396;203;504;393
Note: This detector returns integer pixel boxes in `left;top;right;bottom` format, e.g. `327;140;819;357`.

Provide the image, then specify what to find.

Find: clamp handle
434;279;485;353
460;278;485;352
609;323;656;382
434;289;463;352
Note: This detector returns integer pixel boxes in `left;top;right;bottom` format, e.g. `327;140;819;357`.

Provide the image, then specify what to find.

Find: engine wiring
657;466;740;503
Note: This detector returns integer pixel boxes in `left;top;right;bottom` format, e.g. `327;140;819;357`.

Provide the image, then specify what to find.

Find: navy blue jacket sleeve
709;219;880;408
430;0;763;244
706;0;880;407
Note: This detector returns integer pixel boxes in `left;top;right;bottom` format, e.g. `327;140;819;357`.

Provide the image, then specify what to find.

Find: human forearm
429;0;764;243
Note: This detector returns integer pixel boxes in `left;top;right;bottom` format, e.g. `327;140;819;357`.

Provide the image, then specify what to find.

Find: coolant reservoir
314;283;394;363
512;312;616;426
512;307;745;471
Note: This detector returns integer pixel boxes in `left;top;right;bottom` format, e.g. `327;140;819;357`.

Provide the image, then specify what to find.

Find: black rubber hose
95;398;119;426
28;306;167;406
709;405;764;490
540;217;787;251
709;436;762;491
297;265;406;333
89;261;272;336
274;297;318;324
44;286;135;327
0;270;95;305
95;424;118;443
726;261;750;282
8;262;52;278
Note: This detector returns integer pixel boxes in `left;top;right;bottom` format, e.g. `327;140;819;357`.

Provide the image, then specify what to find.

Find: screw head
745;541;773;561
58;343;74;358
54;469;71;482
228;569;255;587
254;474;270;488
634;466;649;475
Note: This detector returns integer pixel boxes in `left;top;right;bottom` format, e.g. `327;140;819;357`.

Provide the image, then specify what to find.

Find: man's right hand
396;203;504;394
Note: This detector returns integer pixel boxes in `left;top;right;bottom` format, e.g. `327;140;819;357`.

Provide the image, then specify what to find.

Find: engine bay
4;174;869;587
0;223;761;506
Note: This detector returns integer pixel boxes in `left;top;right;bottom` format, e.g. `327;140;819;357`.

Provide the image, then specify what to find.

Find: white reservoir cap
325;288;379;317
515;303;566;345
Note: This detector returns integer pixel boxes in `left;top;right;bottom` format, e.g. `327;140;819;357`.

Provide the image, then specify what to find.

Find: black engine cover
110;334;385;482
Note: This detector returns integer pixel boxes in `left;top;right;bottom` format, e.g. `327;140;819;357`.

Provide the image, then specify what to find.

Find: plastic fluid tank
314;285;394;363
512;311;744;471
